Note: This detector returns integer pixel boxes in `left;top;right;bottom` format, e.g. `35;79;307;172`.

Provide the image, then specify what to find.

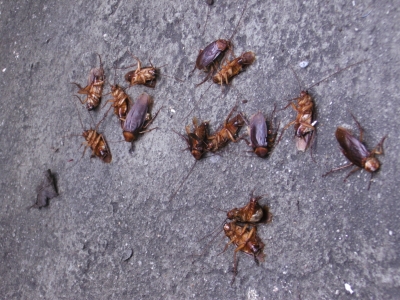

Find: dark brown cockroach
176;117;210;160
124;55;158;88
206;106;245;152
278;59;368;154
123;92;161;144
323;113;387;190
213;51;256;85
72;54;105;111
227;193;273;225
30;169;58;209
104;84;131;128
193;0;249;86
223;221;265;284
243;108;278;158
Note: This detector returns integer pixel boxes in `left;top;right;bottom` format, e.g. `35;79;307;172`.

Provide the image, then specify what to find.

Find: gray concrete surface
0;0;399;299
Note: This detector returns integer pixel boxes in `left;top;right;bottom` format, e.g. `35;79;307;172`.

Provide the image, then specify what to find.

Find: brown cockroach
124;55;158;88
30;169;58;209
278;59;368;154
213;51;256;85
73;97;112;163
176;117;210;160
206;106;245;152
72;54;105;111
227;193;273;225
193;0;249;86
323;113;387;190
104;84;131;127
223;221;265;284
243;108;278;158
122;92;161;144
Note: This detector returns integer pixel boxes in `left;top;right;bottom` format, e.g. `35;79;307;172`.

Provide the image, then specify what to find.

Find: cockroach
169;118;209;202
206;106;245;152
227;193;273;225
223;221;265;284
124;55;158;88
193;0;249;86
30;169;58;209
104;84;131;127
73;97;112;163
243;108;278;158
123;92;160;144
177;117;209;160
71;54;105;111
82;128;112;163
213;51;256;85
323;113;387;190
278;59;368;154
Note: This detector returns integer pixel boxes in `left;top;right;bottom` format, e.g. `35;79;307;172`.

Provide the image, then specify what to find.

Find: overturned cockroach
123;92;161;146
278;60;368;154
223;221;265;284
323;113;387;190
104;84;131;128
176;117;209;160
243;108;278;158
30;169;58;209
72;54;105;111
124;55;158;88
206;106;245;152
213;51;255;85
227;193;273;225
193;0;249;86
72;98;112;163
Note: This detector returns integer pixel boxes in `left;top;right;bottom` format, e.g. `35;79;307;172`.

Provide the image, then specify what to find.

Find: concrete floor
0;0;399;299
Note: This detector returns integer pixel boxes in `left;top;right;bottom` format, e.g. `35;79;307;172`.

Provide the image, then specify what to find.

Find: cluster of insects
29;0;387;285
70;52;166;162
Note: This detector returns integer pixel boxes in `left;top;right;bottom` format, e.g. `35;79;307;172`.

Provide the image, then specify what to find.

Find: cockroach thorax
365;157;380;172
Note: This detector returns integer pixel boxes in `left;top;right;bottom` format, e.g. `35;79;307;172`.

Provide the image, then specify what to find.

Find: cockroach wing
336;127;369;168
123;93;149;133
250;112;267;147
196;41;223;69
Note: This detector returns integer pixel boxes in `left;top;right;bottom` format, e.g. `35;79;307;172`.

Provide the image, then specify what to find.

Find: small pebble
299;61;309;68
121;248;133;261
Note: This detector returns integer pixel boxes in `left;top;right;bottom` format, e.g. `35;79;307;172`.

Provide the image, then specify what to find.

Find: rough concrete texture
0;0;399;299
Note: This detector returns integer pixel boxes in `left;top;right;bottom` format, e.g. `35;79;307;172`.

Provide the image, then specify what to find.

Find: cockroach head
254;146;269;158
241;52;256;65
234;114;245;127
227;208;239;220
365;157;380;172
216;39;231;51
191;150;204;160
124;71;135;83
123;131;138;142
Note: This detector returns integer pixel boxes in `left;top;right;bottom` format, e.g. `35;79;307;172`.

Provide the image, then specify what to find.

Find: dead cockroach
223;221;265;284
124;55;158;88
278;59;368;154
30;169;58;209
176;117;209;160
73;97;112;163
323;113;387;190
227;193;273;225
206;106;245;152
242;108;278;158
213;51;255;85
72;54;105;111
192;0;249;86
169;117;209;202
122;92;161;144
104;84;131;127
